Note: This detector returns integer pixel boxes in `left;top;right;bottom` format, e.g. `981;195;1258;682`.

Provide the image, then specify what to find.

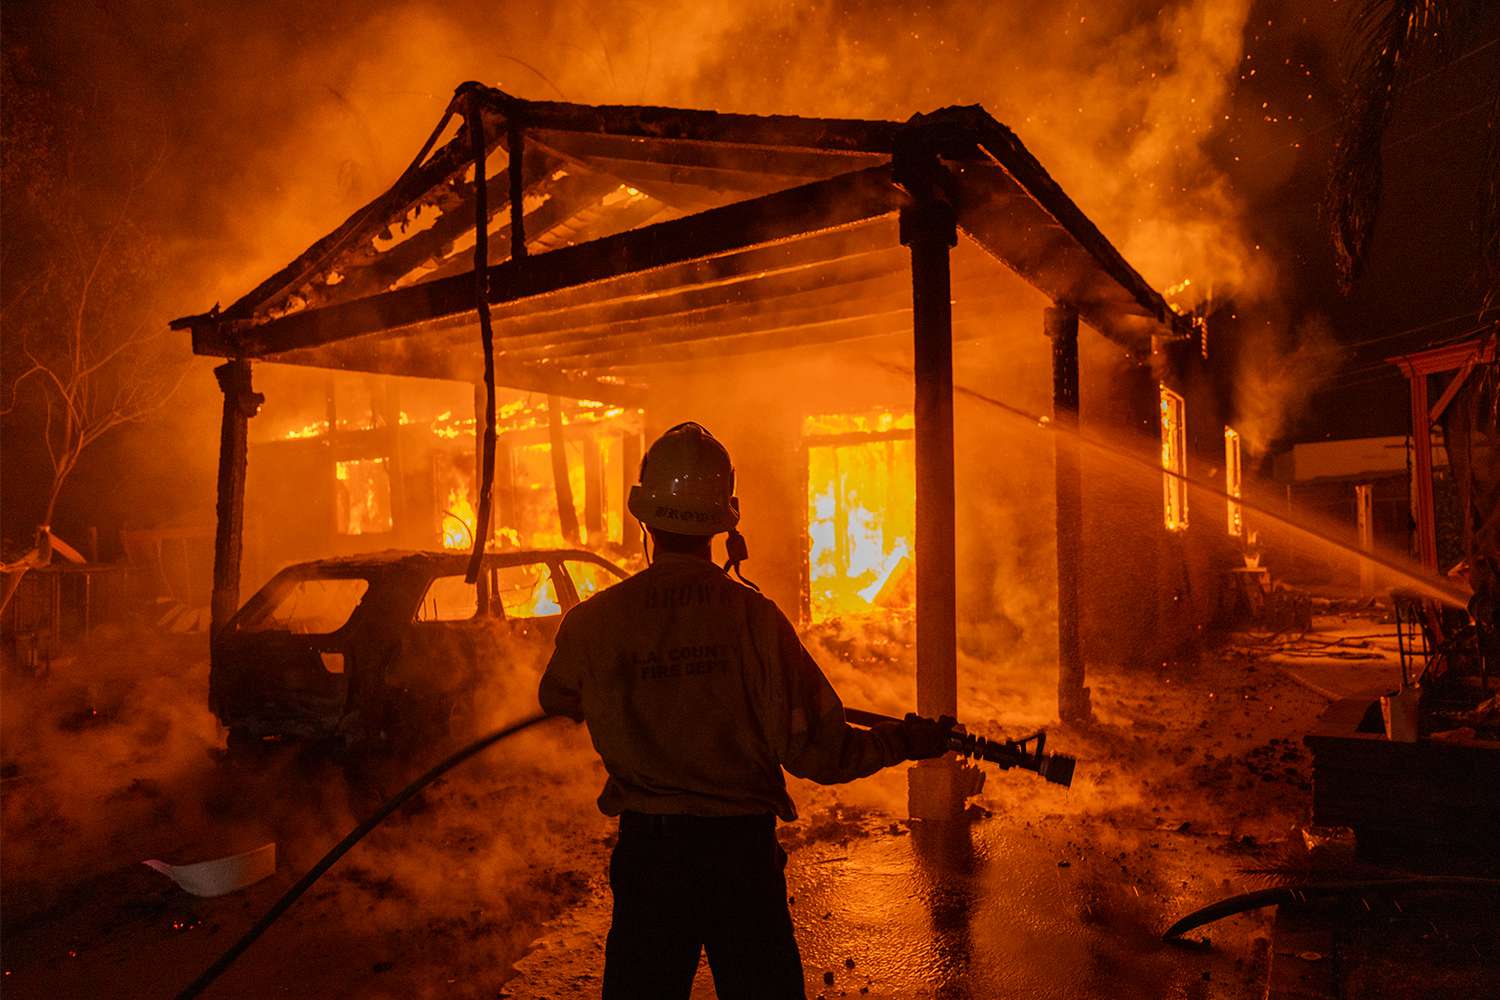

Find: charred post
210;359;264;634
1404;367;1438;571
508;121;527;261
548;394;582;545
900;174;967;820
473;381;486;494
1046;305;1091;723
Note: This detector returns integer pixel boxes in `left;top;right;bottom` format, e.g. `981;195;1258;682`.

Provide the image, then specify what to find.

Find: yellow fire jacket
538;552;905;820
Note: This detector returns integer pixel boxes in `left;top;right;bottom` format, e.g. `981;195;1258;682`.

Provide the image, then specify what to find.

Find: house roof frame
172;83;1192;397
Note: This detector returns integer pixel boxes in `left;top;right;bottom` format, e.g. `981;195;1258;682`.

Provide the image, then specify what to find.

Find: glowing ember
283;419;330;440
430;409;473;440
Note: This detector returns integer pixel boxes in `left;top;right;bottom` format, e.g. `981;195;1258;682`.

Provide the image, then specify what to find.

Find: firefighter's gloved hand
900;712;956;760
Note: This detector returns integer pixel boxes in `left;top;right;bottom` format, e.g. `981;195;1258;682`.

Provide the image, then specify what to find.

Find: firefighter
539;421;952;1000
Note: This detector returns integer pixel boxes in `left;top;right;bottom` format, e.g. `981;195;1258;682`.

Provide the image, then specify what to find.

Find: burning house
171;84;1246;816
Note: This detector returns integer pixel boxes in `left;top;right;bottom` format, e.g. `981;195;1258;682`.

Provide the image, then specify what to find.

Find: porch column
473;381;486;504
1046;306;1091;723
901;194;965;820
1404;367;1439;570
1355;483;1375;596
211;359;263;634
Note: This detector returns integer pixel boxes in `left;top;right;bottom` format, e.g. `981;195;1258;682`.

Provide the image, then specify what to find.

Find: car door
389;569;505;738
214;572;367;737
492;558;566;646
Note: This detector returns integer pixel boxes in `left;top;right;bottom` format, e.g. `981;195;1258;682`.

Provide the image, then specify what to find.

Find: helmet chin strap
724;528;760;592
638;518;756;591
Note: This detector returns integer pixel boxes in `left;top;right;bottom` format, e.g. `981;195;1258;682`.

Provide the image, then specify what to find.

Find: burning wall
240;368;643;594
235;231;1248;680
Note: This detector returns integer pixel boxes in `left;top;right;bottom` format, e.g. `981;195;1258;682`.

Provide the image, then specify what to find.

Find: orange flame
805;411;914;622
441;486;476;549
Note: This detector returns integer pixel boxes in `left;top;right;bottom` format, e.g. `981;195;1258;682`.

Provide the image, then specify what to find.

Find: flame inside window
512;441;589;548
1224;426;1243;538
335;458;394;536
441;486;476;549
1160;387;1188;532
805;411;915;623
495;562;561;618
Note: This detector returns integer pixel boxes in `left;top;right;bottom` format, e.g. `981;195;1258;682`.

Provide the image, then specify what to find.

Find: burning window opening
495;562;561;618
440;485;477;550
513;441;589;549
1224;425;1243;538
433;418;638;552
334;458;394;536
804;410;915;623
1160;387;1188;532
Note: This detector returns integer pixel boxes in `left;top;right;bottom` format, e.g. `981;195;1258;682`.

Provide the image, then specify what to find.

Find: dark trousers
603;811;805;999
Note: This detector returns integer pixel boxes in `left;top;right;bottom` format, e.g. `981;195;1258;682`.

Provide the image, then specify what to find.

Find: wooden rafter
222;114;507;324
175;87;1199;375
493;255;998;360
416;172;639;284
508;287;917;363
192;165;906;359
480;91;901;154
544;292;1006;370
375;219;903;348
332;150;571;302
533;128;886;178
492;251;910;345
275;339;647;407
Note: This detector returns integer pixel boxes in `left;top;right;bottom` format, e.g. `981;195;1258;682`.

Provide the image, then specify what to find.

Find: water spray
876;361;1471;610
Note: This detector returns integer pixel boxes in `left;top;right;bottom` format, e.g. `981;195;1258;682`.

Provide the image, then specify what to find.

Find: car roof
277;548;622;576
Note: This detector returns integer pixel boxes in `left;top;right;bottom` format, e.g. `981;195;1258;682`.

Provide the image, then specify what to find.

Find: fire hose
172;712;556;1000
172;707;1072;997
1162;877;1500;940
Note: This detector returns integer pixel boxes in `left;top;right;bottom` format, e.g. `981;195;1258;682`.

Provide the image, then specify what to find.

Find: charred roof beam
273;340;648;408
416;172;633;284
465;85;901;155
493;256;1000;361
191;165;908;360
331;149;579;301
214;108;510;326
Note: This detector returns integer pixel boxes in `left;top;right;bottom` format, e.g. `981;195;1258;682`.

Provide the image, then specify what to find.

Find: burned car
212;549;627;747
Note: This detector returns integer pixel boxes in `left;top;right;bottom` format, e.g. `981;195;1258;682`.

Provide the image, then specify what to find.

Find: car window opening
241;577;370;634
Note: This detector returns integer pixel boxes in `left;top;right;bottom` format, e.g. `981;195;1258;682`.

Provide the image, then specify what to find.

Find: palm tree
1324;0;1499;295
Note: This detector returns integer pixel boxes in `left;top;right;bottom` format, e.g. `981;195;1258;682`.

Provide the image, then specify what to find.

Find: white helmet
628;422;740;536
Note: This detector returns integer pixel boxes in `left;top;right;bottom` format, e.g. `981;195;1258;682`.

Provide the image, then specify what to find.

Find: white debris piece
144;843;276;897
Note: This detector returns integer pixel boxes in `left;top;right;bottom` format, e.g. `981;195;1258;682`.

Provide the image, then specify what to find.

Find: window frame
1224;425;1243;538
1160;385;1189;533
233;571;373;636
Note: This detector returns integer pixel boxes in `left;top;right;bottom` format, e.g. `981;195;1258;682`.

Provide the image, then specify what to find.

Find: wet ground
505;809;1269;999
2;606;1441;999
